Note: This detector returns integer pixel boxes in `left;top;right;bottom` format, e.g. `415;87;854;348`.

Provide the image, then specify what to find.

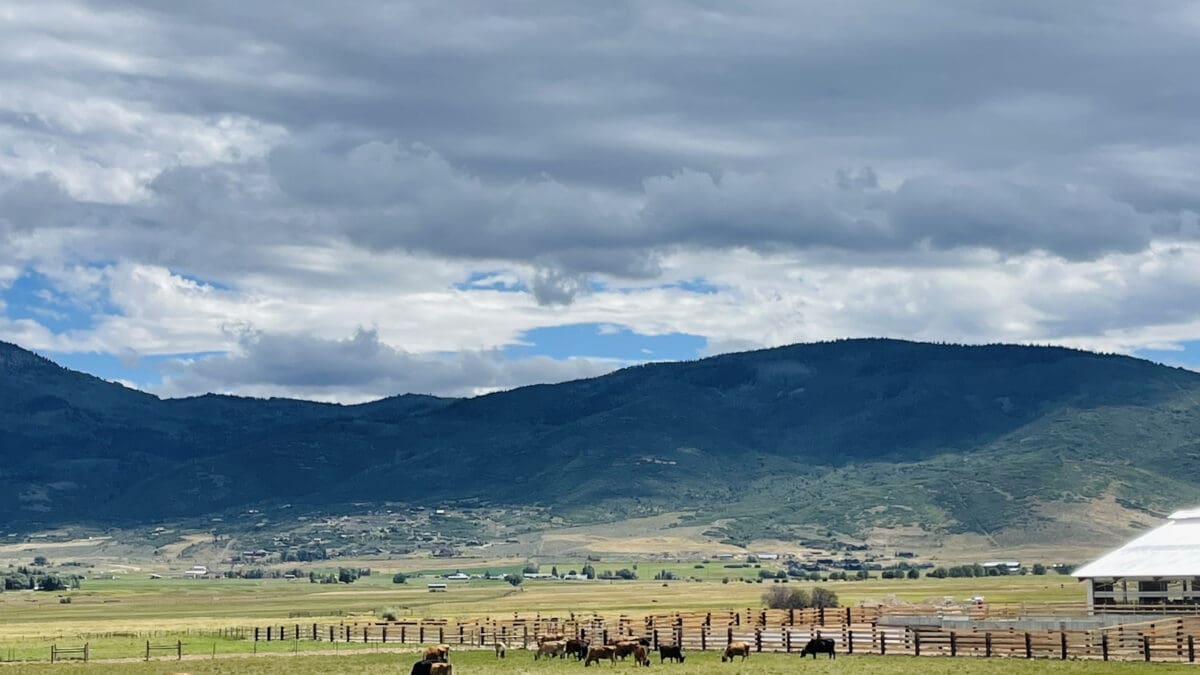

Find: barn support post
1024;632;1032;659
985;632;992;658
1144;635;1151;662
950;632;957;657
1102;634;1109;661
1060;631;1067;660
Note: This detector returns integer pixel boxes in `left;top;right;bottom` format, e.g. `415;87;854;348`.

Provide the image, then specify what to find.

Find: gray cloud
158;327;619;400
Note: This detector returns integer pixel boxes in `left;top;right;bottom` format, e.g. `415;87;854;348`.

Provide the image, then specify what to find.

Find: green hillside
3;338;1199;544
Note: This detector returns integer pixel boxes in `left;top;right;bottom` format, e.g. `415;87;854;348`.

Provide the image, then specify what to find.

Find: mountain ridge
3;338;1199;545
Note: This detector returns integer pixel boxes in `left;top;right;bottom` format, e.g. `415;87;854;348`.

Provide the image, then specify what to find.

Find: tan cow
535;640;565;660
423;644;450;662
430;663;452;675
584;645;617;666
722;641;750;662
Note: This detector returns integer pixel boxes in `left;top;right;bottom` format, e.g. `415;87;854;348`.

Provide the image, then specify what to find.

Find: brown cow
633;645;650;667
584;645;616;666
721;641;750;662
613;640;641;660
535;640;565;660
423;644;450;662
430;664;452;675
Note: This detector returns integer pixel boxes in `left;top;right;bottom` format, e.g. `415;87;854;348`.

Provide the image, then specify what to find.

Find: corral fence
237;608;1200;663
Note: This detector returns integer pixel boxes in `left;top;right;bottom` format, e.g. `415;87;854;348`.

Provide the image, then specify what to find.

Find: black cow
565;638;590;660
659;645;685;663
411;659;436;675
799;638;836;659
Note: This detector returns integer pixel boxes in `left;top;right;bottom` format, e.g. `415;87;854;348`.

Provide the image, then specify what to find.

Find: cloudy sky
3;1;1200;402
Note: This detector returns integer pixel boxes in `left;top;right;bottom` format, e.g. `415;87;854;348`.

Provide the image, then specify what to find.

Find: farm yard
0;571;1196;671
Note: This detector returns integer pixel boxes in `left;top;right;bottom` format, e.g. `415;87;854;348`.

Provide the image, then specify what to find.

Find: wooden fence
237;609;1200;663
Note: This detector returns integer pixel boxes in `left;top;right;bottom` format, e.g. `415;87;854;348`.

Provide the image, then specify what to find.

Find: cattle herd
407;634;836;672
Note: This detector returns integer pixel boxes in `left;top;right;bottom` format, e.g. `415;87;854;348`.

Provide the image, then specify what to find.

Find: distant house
523;572;554;579
715;553;735;560
982;561;1021;573
183;566;208;578
1075;507;1200;611
445;572;470;581
756;553;780;561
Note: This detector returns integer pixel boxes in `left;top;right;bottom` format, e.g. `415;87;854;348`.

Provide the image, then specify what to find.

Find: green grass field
0;568;1087;668
7;649;1196;674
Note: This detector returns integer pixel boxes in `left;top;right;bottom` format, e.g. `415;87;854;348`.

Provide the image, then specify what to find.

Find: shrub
763;586;810;609
392;573;408;584
379;607;400;621
1032;563;1047;575
811;587;839;608
503;573;523;587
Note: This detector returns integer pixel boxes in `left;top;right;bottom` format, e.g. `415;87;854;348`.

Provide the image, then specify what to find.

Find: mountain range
3;338;1199;545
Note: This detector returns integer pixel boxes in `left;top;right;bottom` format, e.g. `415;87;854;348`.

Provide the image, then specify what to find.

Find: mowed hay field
7;650;1199;675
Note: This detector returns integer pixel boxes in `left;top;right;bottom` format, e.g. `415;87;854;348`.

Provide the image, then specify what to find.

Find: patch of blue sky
177;272;233;291
503;323;706;362
1134;342;1200;372
2;269;111;332
672;278;720;294
454;271;528;292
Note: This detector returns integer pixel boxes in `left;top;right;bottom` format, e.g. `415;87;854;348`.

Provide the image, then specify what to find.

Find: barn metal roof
1074;509;1200;578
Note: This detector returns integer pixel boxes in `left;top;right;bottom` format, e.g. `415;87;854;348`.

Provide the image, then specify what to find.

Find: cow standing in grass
423;644;450;662
659;645;685;663
799;638;835;659
565;638;590;660
535;640;565;660
633;645;650;667
584;645;616;666
494;640;507;658
722;642;750;662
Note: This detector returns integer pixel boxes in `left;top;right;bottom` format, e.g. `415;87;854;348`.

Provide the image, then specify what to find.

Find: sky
3;1;1200;403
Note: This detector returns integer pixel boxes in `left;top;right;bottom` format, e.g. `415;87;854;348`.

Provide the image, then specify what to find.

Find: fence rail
230;609;1200;664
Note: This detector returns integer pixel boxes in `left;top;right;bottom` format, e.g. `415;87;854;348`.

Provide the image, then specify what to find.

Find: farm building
1074;507;1200;611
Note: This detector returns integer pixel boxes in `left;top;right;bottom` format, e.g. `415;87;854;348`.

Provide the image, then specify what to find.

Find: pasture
6;649;1198;674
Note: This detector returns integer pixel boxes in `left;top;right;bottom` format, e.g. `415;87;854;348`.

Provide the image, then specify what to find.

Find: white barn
1074;507;1200;611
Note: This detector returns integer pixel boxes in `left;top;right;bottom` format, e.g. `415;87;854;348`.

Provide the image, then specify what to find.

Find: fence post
950;631;957;657
402;626;407;643
819;607;826;626
1102;633;1109;661
440;627;445;644
726;627;733;646
1060;631;1067;660
420;626;426;644
383;627;388;643
85;643;89;662
459;624;464;644
1189;634;1195;663
985;632;992;658
177;640;182;660
755;628;762;652
845;607;852;625
313;623;318;641
1144;635;1151;662
255;627;260;642
330;626;335;642
1025;632;1032;659
880;627;886;655
267;626;272;642
653;629;659;650
295;624;300;641
145;640;150;661
847;630;853;655
914;631;920;657
701;626;707;651
364;627;369;643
